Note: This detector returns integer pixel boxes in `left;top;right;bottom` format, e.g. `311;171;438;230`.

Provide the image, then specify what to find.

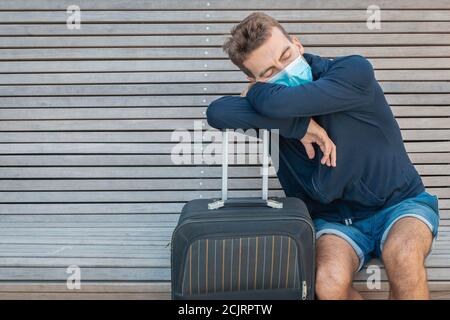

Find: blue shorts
313;191;440;271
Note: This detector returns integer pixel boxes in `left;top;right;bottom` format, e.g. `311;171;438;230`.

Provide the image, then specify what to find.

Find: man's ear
291;35;304;55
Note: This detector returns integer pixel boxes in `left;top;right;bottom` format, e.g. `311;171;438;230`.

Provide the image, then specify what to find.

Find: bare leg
382;217;433;300
315;234;363;300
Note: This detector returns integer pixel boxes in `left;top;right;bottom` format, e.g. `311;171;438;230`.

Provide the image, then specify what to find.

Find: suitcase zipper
172;214;314;254
302;280;307;300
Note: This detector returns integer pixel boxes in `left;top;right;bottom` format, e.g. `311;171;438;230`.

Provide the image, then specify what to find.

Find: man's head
222;12;305;83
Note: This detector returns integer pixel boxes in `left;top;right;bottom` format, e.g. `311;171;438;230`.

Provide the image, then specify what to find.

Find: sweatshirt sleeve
246;55;375;119
206;95;311;140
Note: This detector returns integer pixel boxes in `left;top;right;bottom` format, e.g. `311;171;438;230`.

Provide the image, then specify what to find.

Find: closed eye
263;51;292;78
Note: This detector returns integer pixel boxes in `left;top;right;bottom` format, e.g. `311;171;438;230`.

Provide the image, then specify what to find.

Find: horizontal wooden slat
0;201;448;215
0;119;447;132
0;281;448;300
3;21;450;36
0;258;168;268
1;58;450;73
0;188;448;203
0;282;171;293
0;214;179;223
0;282;442;299
0;107;208;119
0;229;173;239
2;34;450;48
386;94;450;105
10;238;450;256
1;10;450;23
0;96;214;107
0;238;170;246
1;47;450;61
0;203;184;214
354;267;450;282
0;129;448;142
0;292;169;300
1;71;450;85
0;141;448;153
2;265;450;282
0;165;447;178
0;267;169;281
0;177;446;191
22;227;427;236
0;154;447;166
353;280;450;292
0;249;448;267
0;177;284;190
1;0;449;10
0;211;447;224
0;190;290;202
0;94;447;108
0;82;449;96
360;291;450;300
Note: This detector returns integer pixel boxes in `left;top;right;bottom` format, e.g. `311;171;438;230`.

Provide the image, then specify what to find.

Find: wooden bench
0;0;448;299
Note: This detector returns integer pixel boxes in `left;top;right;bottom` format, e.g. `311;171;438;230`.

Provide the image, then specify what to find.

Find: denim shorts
313;191;440;272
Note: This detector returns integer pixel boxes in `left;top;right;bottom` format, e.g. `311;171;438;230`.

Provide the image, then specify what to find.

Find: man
206;12;440;300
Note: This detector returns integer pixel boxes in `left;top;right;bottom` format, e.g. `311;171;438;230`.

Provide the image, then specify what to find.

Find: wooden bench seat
0;213;448;299
0;0;449;299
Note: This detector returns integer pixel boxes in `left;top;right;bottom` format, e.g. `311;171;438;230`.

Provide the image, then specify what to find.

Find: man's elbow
206;97;227;129
350;55;375;88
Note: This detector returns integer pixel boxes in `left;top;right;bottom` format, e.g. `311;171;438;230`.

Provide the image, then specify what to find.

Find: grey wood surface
0;0;448;299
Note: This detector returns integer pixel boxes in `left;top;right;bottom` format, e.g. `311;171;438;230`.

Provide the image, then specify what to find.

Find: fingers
320;139;331;166
300;131;336;167
302;142;316;159
318;138;336;168
331;143;337;167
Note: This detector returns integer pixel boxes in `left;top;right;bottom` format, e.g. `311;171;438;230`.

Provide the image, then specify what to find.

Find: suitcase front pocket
181;234;303;297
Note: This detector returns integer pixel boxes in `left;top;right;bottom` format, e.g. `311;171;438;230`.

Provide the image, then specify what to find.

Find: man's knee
383;237;428;289
382;218;432;269
315;235;357;299
315;261;353;299
382;218;432;289
383;236;426;266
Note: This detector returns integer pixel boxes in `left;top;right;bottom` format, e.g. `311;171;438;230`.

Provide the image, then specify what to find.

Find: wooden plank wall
0;0;448;299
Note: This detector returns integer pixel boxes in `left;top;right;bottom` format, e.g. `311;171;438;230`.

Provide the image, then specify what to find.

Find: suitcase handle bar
208;129;283;210
224;198;283;209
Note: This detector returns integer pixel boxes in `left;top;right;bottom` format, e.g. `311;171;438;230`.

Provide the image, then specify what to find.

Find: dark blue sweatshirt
206;53;425;222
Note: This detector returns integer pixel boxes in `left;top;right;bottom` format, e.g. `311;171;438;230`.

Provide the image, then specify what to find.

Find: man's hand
301;119;336;167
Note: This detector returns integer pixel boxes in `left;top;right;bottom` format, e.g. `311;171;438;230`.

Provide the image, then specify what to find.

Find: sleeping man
206;12;439;300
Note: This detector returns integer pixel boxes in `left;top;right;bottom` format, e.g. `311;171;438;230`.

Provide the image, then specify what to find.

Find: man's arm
206;95;311;139
246;55;375;119
207;95;336;167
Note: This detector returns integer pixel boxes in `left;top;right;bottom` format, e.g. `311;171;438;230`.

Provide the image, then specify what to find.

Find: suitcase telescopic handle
208;129;283;210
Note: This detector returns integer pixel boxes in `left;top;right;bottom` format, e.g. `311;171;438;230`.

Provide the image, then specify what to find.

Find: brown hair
222;12;292;77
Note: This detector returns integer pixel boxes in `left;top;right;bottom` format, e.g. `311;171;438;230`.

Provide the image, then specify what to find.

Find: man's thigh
381;217;433;262
377;190;439;259
314;218;373;272
316;234;360;274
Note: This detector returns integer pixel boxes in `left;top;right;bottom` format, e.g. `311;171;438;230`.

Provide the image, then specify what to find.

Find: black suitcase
171;129;315;300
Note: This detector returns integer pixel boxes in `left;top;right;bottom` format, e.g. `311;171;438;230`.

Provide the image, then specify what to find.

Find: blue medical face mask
266;53;313;86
